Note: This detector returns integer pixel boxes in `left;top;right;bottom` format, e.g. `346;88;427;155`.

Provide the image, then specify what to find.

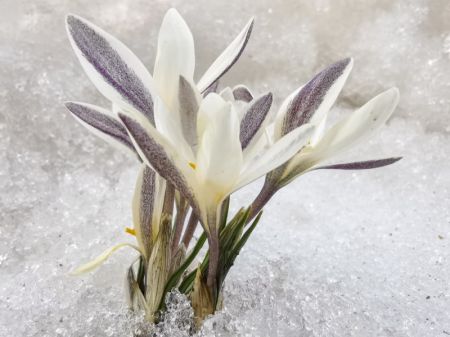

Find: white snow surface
1;0;450;336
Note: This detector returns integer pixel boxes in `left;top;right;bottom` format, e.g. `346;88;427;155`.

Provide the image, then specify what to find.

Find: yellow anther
125;227;136;236
188;162;197;170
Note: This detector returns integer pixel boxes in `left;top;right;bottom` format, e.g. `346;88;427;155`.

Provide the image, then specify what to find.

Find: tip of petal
346;57;354;68
65;13;82;27
383;87;400;104
166;7;181;16
390;87;400;96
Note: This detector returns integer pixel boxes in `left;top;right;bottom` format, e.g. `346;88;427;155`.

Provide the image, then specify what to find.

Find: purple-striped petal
197;18;254;92
316;157;402;171
240;93;273;149
282;58;353;135
66;15;155;124
65;101;136;154
202;80;219;98
179;76;199;148
233;85;253;102
132;165;156;258
119;114;200;217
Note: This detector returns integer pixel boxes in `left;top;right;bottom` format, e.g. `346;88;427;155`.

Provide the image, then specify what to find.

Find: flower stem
171;204;188;254
206;225;219;299
181;212;198;248
162;184;175;222
247;181;277;222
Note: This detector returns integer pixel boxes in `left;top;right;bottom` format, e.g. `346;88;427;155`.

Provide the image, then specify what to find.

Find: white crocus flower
118;91;314;287
248;58;400;219
64;8;254;153
64;8;254;273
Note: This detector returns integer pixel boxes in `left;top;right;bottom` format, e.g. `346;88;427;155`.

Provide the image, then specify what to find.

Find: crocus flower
118;92;314;287
249;58;400;218
64;9;254;153
64;8;255;273
64;9;315;288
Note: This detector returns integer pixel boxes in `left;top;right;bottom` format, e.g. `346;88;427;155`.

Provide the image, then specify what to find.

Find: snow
1;0;449;336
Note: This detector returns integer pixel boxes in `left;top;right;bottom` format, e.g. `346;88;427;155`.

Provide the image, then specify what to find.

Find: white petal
197;18;254;92
65;101;136;156
220;87;249;121
282;87;400;179
119;114;200;217
151;174;167;241
280;58;353;136
153;8;195;112
314;87;399;156
308;58;353;125
273;58;353;140
70;243;141;275
310;113;328;146
153;95;193;157
237;123;314;189
66;14;156;123
196;94;243;195
219;87;235;101
273;86;302;140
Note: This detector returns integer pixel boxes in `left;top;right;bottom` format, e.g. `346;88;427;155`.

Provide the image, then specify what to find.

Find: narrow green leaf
158;231;207;310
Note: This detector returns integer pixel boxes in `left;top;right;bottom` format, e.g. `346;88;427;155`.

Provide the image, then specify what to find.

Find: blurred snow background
1;0;450;336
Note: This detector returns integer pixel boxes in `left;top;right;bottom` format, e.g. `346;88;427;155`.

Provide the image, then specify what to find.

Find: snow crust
1;0;449;336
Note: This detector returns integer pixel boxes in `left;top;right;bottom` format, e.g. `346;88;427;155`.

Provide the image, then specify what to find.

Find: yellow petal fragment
69;243;141;275
189;162;197;170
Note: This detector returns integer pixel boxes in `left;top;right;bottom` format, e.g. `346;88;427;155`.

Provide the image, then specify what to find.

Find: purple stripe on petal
283;58;351;135
66;15;154;124
199;19;254;93
179;76;199;148
65;102;136;152
233;86;253;102
139;166;155;253
202;80;219;98
119;114;200;217
316;157;402;170
240;93;273;149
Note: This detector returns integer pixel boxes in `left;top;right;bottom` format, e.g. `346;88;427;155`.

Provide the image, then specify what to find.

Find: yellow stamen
188;162;197;170
125;227;136;236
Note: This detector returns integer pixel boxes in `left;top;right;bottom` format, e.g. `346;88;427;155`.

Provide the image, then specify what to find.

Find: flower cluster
65;8;400;327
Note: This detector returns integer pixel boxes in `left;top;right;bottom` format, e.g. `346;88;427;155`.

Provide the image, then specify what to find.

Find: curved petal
119;114;200;217
178;76;201;149
237;123;314;189
153;8;195;112
233;85;253;102
283;87;400;180
240;93;273;149
65;101;137;156
280;58;353;136
132;165;156;258
70;243;141;275
314;87;399;156
196;94;243;193
66;14;156;124
197;17;254;92
315;157;402;170
273;86;302;140
203;80;219;98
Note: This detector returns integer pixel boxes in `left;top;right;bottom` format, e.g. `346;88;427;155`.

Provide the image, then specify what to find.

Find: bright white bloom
64;9;315;279
64;9;254;153
264;58;400;190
